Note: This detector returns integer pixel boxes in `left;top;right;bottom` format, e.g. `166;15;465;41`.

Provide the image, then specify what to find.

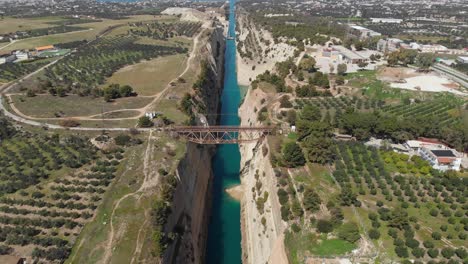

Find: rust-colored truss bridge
167;126;274;144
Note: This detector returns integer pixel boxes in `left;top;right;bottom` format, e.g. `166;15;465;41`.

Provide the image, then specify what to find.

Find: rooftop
36;45;55;51
431;149;456;157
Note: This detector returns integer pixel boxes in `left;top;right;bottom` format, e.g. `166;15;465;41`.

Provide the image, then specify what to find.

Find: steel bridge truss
168;126;274;144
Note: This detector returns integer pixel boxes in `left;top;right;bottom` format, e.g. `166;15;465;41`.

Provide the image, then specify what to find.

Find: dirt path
130;209;151;264
101;130;156;263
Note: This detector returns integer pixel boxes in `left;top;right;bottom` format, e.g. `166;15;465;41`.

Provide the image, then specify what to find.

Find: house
377;38;403;52
13;51;29;62
370;18;403;24
333;45;367;64
321;47;339;58
420;44;448;53
419;148;462;171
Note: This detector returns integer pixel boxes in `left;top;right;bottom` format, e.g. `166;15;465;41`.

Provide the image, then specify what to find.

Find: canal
205;0;242;263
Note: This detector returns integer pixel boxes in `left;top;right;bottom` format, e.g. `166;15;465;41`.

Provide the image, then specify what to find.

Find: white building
13;51;29;62
457;56;468;64
371;18;403;24
348;25;381;39
419;148;462;171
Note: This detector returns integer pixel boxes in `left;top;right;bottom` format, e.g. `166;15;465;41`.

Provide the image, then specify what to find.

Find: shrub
302;187;321;212
412;247;425;258
59;119;80;127
429;208;439;217
441;247;454;259
427;248;439;258
388;228;398;239
316;219;333;233
368;228;380;240
432;232;442;240
423;240;434;249
291;223;301;233
455;247;467;259
337;222;361;243
395;246;409;258
114;134;131;146
406;238;419;248
281;205;290;221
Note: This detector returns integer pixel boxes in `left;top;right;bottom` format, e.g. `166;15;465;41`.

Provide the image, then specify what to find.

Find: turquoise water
205;0;242;263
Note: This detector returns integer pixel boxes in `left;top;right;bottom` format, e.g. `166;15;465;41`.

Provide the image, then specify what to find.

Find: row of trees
338;110;467;151
42;36;187;97
387;49;436;70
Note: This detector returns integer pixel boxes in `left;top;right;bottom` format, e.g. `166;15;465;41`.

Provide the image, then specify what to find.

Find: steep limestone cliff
238;88;288;264
163;25;226;264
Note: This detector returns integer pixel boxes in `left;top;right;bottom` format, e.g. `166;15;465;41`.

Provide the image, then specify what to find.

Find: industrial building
348;25;381;39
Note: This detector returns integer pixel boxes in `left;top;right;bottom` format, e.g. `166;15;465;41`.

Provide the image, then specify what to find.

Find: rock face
163;25;225;264
238;88;288;264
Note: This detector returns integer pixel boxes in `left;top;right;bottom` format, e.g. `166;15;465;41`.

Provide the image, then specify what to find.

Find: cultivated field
1;15;175;52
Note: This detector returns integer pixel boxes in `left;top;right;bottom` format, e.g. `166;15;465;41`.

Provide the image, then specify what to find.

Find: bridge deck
167;126;274;144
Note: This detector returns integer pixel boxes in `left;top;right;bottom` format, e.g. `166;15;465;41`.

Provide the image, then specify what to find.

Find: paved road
432;63;468;88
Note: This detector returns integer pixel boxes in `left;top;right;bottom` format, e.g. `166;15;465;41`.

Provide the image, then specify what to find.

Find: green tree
355;41;364;51
119;84;134;97
300;104;321;122
316;219;333;233
441;247;454;259
299;57;316;72
395;246;409;258
114;134;131;146
280;95;293;108
415;53;435;70
339;185;358;206
337;63;347;75
303;187;321;212
387;51;400;66
282;142;305;167
455;248;467;259
427;248;439;258
388;207;409;230
412;247;425;258
286;110;296;125
368;228;380;240
432;232;442;240
304;136;335;164
138;116;153;127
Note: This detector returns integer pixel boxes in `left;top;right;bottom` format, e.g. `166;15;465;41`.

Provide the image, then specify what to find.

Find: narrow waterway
205;0;242;263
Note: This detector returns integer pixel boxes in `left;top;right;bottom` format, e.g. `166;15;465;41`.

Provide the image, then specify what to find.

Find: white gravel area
390;75;467;95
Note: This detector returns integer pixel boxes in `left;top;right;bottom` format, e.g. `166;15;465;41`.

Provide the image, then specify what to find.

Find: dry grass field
103;54;187;96
10;94;153;118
